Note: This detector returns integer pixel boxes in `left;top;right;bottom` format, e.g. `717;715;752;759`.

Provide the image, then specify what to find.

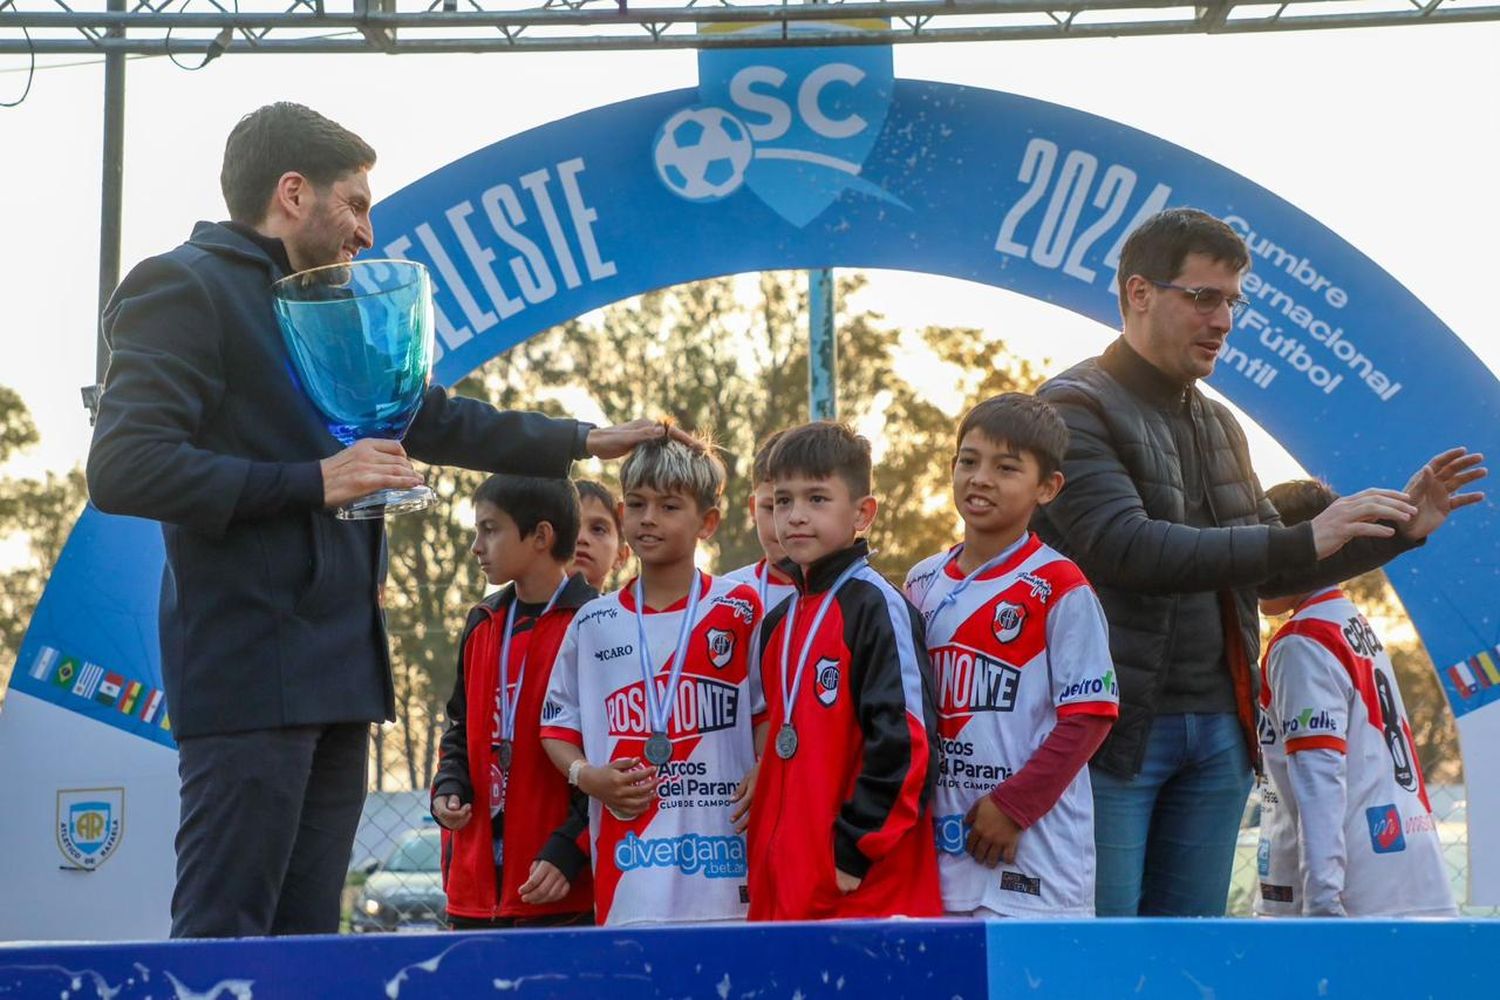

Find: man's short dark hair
1117;208;1251;316
221;103;377;224
956;393;1069;479
767;422;872;499
1265;478;1337;530
473;474;580;561
574;479;622;536
751;430;787;484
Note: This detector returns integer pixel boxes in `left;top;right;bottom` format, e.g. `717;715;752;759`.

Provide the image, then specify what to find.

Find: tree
0;385;89;702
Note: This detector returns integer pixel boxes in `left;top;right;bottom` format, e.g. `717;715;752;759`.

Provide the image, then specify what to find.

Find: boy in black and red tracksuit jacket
746;422;942;920
431;474;596;928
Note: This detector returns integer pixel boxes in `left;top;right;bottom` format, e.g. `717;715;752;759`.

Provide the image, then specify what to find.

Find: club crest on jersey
814;657;840;707
992;601;1026;644
706;628;736;669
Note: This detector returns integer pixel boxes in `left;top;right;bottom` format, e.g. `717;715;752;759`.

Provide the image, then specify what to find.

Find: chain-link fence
1228;781;1496;918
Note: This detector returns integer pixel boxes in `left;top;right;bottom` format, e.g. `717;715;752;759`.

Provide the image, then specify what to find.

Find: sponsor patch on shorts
999;871;1041;896
1260;883;1295;903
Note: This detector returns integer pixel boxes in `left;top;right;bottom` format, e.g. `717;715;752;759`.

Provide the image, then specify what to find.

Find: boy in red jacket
431;474;597;927
747;421;943;919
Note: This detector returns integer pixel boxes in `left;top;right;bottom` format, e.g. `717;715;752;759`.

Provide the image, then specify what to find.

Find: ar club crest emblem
706;627;736;669
993;601;1026;644
56;787;124;870
814;657;841;707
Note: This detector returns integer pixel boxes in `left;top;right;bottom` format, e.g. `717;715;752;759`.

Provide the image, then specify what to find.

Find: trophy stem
337;485;437;521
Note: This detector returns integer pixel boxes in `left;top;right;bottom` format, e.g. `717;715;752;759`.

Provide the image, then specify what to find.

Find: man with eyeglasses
1032;208;1485;917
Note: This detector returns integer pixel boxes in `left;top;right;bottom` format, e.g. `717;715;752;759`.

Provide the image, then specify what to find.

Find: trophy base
336;486;436;521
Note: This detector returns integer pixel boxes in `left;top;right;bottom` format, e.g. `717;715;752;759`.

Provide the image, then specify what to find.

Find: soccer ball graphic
653;106;754;203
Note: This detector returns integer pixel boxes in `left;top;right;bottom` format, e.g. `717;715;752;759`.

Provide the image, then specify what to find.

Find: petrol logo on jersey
1057;670;1116;705
1367;803;1407;854
706;628;736;669
992;601;1026;644
930;642;1020;738
813;657;841;707
604;675;742;740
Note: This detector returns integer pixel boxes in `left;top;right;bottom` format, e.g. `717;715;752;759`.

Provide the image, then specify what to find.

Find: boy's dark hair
767;422;872;499
751;430;788;484
1117;208;1251;316
620;433;725;512
956;393;1069;480
1265;478;1338;529
574;479;623;536
473;474;581;561
221;103;377;224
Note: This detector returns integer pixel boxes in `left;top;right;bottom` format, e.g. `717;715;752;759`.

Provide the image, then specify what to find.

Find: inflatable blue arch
5;28;1499;989
7;34;1499;927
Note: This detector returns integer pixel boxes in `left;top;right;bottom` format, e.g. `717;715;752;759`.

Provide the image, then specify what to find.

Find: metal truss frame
3;0;1499;56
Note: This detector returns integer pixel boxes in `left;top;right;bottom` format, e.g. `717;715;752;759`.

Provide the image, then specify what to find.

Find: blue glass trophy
272;259;437;520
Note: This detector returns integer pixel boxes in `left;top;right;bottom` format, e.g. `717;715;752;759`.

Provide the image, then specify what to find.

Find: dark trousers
171;722;369;938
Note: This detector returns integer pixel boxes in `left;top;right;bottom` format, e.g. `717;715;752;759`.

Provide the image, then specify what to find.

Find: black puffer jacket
1033;337;1417;778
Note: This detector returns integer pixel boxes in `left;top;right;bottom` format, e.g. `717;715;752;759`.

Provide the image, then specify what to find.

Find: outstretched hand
1398;447;1487;541
1309;488;1415;559
585;419;704;460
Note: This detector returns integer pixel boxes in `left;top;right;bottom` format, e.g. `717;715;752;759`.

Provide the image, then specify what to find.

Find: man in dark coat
1033;208;1484;917
87;103;675;937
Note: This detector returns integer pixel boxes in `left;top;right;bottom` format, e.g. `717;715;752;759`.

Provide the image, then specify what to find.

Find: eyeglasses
1149;280;1250;318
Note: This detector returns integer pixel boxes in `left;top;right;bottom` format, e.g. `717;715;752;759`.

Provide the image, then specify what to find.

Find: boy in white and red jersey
1255;479;1456;917
723;430;797;621
541;435;764;925
748;421;942;920
905;393;1117;918
431;474;596;929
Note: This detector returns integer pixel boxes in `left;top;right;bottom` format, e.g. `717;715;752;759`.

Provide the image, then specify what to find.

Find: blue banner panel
5;505;173;748
0;921;988;999
986;919;1499;998
371;71;1497;720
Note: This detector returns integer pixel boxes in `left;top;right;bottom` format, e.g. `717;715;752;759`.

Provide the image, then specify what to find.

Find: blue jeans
1090;712;1253;916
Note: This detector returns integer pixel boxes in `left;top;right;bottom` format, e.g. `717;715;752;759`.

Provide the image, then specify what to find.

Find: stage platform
1;918;1493;998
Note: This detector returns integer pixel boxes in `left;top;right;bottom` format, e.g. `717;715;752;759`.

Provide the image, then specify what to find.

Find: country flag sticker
117;680;143;715
96;673;124;707
71;662;105;701
27;645;60;682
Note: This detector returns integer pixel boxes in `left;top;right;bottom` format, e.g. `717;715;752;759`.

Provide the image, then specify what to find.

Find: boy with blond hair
542;436;764;925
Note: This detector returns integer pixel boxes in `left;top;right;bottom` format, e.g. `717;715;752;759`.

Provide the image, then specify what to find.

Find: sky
1;22;1497;493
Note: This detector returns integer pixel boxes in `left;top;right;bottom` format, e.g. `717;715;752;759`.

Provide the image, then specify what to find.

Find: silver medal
497;739;513;771
774;723;798;760
644;731;673;766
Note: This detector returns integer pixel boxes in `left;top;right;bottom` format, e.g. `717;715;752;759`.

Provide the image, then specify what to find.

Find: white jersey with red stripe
540;573;762;926
1255;588;1455;917
904;533;1117;917
723;559;797;621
